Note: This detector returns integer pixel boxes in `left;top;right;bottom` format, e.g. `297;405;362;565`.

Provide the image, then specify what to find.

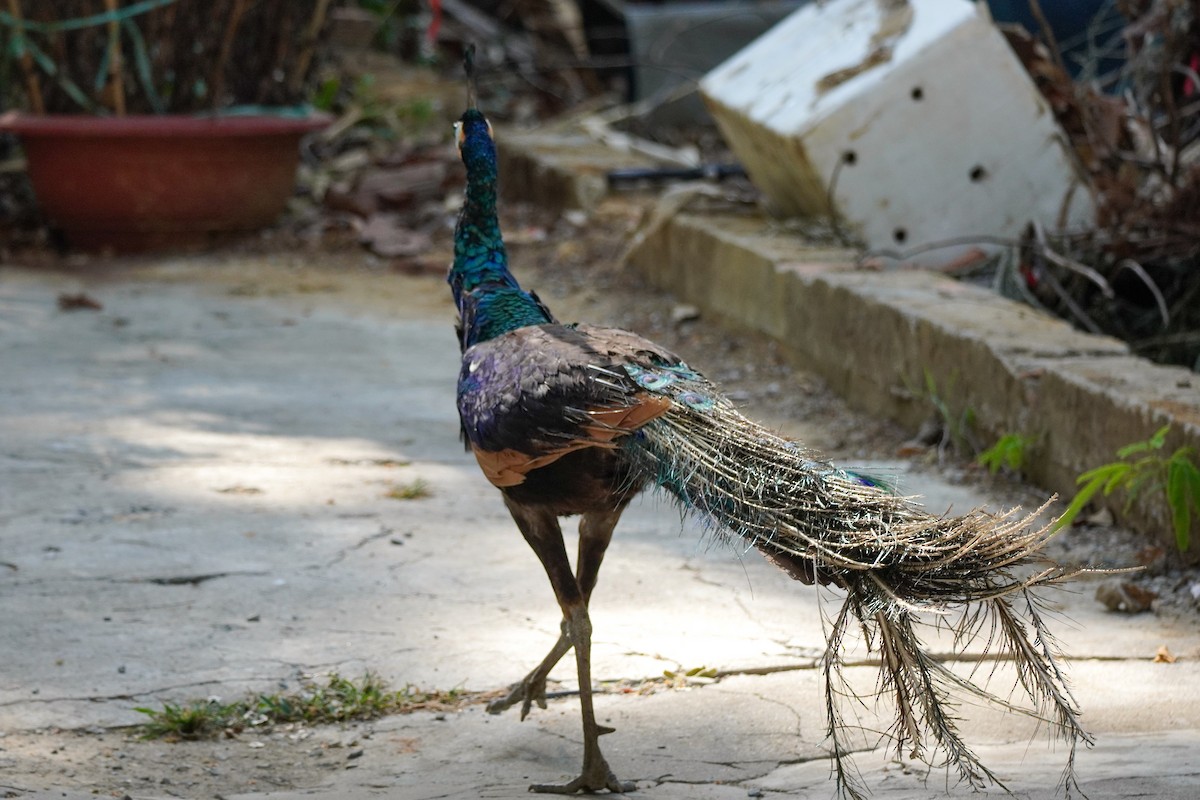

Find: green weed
905;369;979;456
136;672;469;740
311;73;440;139
1055;425;1200;551
134;699;226;740
978;433;1033;476
385;479;431;500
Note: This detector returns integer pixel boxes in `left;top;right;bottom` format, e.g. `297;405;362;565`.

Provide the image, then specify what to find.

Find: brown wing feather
471;392;672;487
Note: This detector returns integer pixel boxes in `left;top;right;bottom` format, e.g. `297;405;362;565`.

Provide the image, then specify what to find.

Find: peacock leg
502;499;634;794
530;601;634;794
488;506;627;720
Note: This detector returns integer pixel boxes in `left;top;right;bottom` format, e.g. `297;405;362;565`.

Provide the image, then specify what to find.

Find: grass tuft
384;479;431;500
136;672;470;740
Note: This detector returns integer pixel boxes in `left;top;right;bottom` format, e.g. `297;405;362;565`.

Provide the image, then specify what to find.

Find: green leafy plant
1055;425;1200;551
135;698;222;740
3;1;330;115
978;433;1033;475
311;72;440;140
136;672;470;740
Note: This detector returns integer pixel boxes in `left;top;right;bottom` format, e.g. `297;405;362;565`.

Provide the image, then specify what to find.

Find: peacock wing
456;323;707;487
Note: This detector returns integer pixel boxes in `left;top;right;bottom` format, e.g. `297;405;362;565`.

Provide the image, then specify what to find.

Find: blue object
984;0;1126;82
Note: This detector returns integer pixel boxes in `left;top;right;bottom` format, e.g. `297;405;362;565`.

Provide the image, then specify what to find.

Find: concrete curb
499;140;1200;557
499;128;658;211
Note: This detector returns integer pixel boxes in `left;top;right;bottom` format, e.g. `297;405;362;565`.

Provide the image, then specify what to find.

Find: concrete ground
2;254;1198;799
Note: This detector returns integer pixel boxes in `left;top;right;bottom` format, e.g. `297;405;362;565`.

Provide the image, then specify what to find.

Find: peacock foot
528;764;635;794
529;734;633;795
487;672;551;719
489;632;573;720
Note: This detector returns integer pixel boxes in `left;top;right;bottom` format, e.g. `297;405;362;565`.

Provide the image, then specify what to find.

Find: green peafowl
450;51;1092;797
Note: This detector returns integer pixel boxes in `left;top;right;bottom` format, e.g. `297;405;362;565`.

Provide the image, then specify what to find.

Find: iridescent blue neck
458;285;554;350
451;110;553;350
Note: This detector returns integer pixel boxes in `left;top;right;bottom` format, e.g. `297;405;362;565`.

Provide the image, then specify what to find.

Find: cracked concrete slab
2;256;1198;799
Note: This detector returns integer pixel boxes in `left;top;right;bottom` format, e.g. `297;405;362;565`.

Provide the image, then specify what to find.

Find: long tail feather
624;399;1083;595
622;399;1093;796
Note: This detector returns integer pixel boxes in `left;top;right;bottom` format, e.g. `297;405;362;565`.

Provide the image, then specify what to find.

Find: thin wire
463;43;477;110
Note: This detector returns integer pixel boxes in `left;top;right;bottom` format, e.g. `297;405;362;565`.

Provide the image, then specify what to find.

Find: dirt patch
0;722;375;797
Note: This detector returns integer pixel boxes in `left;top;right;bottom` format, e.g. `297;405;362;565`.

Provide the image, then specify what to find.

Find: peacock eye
454;121;464;149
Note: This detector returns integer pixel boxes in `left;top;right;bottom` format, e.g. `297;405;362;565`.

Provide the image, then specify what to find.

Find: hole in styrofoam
911;86;924;101
843;150;857;166
893;227;908;244
969;165;988;182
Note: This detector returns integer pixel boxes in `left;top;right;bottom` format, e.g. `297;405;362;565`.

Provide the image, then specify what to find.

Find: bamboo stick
103;0;126;114
210;0;248;110
5;0;45;114
288;0;332;94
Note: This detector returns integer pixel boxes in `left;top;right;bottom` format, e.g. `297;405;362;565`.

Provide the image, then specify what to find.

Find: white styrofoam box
699;0;1093;267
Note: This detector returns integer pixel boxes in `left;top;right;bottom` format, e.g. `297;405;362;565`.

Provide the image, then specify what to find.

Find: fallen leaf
326;147;373;174
357;162;448;208
358;214;432;258
1095;580;1157;613
324;183;379;217
1153;645;1176;664
57;292;102;311
671;304;700;325
937;247;989;274
1136;545;1166;568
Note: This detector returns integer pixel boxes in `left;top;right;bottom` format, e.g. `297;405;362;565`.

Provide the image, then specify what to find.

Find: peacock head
455;108;497;182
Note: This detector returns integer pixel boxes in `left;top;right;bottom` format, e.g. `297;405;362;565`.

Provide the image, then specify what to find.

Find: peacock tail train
625;395;1069;599
607;363;1092;797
